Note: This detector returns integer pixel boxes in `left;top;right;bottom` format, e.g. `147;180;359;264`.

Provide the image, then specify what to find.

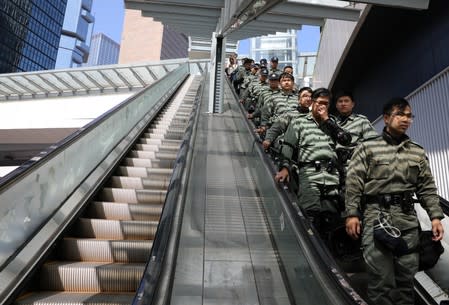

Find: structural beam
349;0;429;10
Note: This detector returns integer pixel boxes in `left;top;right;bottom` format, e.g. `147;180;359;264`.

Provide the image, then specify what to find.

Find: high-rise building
297;52;317;87
119;9;188;64
55;0;94;69
249;30;297;70
0;0;67;73
85;33;120;66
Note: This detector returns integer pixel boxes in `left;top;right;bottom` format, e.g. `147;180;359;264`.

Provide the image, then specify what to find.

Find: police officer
243;68;269;111
333;91;378;192
259;73;297;133
233;58;252;95
262;86;312;150
345;97;444;305
275;88;351;234
269;56;282;75
248;72;280;124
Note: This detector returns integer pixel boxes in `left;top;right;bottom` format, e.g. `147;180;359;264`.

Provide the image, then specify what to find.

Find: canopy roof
125;0;429;42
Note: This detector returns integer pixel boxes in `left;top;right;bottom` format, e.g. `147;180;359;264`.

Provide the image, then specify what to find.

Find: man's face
280;77;293;91
284;67;293;75
271;61;278;69
298;90;312;108
336;95;355;116
311;96;330;117
269;79;280;89
384;105;413;137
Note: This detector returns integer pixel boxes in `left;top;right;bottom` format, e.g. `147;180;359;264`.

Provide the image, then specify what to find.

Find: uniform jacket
345;129;444;230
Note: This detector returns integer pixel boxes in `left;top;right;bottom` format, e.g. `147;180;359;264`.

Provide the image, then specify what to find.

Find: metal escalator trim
226;77;367;305
15;292;135;305
132;77;205;305
0;75;190;305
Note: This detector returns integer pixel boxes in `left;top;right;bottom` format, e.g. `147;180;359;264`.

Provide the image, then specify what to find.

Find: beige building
119;9;188;64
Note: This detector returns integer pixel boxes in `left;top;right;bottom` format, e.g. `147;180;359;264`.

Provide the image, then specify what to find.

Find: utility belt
364;192;414;213
298;159;335;173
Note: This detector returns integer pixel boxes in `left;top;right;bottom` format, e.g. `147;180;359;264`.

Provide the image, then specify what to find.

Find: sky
90;0;125;43
90;1;320;53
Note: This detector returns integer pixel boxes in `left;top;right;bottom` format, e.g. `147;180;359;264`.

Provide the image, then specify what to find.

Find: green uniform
269;67;282;76
280;114;343;215
345;129;444;305
243;79;268;110
265;107;309;146
336;113;378;161
252;87;280;121
260;90;297;127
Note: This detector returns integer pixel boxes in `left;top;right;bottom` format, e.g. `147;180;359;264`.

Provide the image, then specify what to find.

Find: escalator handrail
132;76;205;305
0;69;190;304
226;77;367;305
0;63;188;190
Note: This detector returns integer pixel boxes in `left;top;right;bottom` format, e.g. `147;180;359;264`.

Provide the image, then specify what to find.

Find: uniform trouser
297;173;340;236
297;172;340;214
362;223;419;305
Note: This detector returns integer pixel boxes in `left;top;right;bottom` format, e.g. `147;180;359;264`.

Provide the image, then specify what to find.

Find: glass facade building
249;30;297;69
297;52;317;87
85;33;120;67
55;0;94;69
0;0;67;73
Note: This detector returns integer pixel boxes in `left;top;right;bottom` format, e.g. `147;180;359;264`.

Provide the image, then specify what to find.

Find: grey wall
331;0;449;121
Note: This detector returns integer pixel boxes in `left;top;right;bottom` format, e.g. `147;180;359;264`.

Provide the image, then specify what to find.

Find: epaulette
353;113;369;119
361;134;382;142
409;140;424;149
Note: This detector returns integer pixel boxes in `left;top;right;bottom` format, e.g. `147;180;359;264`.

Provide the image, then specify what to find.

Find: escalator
8;75;202;305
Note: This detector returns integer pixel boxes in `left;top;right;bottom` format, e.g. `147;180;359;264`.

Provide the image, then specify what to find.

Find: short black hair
298;86;312;96
334;90;354;102
283;65;293;71
279;72;294;82
312;87;331;100
383;97;410;115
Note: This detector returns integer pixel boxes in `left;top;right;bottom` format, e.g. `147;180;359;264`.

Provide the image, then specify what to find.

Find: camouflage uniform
335;113;378;194
243;79;268;110
265;106;309;144
269;67;282;76
234;66;251;96
260;91;297;127
345;129;444;305
280;114;343;216
251;86;280;123
336;113;378;155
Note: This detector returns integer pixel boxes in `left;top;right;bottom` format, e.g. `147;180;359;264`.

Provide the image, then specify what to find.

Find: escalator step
127;151;176;160
110;176;169;190
16;292;135;305
116;166;172;178
39;262;144;292
87;201;163;220
76;218;159;239
58;238;152;262
99;188;167;204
